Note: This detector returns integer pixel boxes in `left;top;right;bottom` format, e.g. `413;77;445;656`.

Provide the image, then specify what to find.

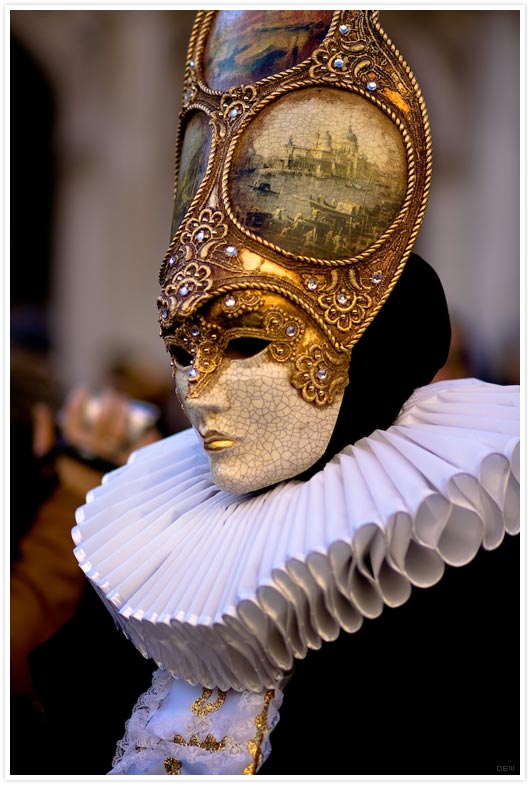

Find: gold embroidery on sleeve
191;686;227;716
174;732;228;752
164;756;182;775
243;689;275;775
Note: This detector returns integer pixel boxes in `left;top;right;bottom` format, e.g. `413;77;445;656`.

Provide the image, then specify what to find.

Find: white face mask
175;346;343;495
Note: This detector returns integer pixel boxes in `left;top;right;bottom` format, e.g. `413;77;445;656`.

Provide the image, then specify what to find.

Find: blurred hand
57;385;161;496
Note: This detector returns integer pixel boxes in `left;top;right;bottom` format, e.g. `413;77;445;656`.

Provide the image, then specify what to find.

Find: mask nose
175;362;231;417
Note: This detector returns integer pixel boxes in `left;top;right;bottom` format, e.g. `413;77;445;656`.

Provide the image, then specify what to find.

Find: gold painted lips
201;431;235;451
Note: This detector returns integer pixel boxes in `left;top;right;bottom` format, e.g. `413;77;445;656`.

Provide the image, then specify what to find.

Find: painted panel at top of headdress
203;10;334;91
172;111;211;238
229;88;407;260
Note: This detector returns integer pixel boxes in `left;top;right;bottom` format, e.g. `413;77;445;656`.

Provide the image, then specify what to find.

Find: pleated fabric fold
72;378;519;692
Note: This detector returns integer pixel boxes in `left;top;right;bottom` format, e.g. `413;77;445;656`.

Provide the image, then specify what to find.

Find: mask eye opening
170;344;194;369
225;336;270;360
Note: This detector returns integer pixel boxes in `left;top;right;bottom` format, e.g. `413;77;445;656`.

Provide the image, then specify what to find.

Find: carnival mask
158;10;430;493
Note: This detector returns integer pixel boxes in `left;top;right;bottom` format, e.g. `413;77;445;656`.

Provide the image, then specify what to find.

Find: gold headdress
158;10;431;406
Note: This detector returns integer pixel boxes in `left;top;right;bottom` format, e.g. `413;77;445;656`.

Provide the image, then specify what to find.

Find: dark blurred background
10;10;520;397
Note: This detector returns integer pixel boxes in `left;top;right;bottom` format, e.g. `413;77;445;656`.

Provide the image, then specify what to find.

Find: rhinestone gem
307;278;318;291
228;107;239;118
337;293;348;305
188;368;198;380
225;295;237;308
225;245;237;256
196;230;205;242
179;285;190;297
316;368;328;381
168;255;176;266
372;272;382;284
160;307;168;320
339;24;349;34
189;59;195;68
285;324;297;337
367;81;377;92
334;58;344;69
190;325;200;337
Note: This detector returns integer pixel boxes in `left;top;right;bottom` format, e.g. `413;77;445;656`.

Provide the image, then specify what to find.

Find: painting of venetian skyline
229;88;407;259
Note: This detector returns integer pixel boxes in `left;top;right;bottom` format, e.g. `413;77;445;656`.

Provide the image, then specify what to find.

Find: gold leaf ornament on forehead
158;10;431;406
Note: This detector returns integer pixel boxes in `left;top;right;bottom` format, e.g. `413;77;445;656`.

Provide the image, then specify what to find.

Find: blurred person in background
10;346;165;773
100;351;191;437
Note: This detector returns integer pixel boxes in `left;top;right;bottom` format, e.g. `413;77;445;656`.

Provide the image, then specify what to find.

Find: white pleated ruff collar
72;378;519;692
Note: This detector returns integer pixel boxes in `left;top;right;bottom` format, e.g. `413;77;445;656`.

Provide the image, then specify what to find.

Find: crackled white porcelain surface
175;349;343;494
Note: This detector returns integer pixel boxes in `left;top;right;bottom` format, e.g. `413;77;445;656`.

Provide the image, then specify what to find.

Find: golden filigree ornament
318;268;373;334
158;10;431;406
163;291;346;406
291;344;349;406
219;85;258;122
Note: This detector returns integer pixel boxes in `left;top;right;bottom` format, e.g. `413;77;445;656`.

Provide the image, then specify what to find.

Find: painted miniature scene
229;89;407;258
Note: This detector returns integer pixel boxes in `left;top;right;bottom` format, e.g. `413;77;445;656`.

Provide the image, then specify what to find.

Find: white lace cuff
109;668;283;775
